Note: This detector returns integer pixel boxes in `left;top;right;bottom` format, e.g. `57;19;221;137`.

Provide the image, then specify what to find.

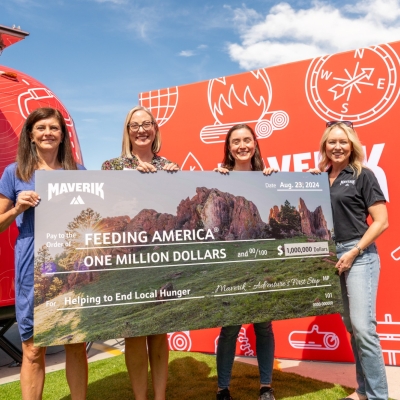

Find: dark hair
16;107;78;181
221;124;264;171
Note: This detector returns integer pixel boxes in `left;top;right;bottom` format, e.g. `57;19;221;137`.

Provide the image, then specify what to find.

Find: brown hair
121;106;161;157
221;124;264;171
16;107;78;181
318;122;364;177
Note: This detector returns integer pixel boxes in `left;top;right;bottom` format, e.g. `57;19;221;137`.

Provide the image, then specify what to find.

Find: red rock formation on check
98;215;130;232
268;205;280;222
97;189;329;243
126;209;176;238
175;187;268;240
267;198;330;239
298;198;330;240
98;187;269;243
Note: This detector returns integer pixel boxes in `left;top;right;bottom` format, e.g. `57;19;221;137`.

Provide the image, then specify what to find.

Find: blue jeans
336;239;388;400
216;322;274;388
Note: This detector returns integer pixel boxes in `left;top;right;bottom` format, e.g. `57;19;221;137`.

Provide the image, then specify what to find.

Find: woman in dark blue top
0;108;87;400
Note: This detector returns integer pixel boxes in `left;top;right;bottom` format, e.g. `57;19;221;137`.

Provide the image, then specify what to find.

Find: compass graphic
328;63;374;101
305;44;400;126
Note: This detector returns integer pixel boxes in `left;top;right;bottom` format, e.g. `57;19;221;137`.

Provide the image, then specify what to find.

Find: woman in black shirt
318;121;388;400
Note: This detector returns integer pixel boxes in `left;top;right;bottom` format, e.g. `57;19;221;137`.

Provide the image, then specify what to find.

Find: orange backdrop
141;41;400;366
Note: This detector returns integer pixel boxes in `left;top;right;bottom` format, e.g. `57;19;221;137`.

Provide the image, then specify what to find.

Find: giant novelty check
34;171;342;346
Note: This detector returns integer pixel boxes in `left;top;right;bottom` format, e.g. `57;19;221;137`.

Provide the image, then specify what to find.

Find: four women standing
0;106;389;399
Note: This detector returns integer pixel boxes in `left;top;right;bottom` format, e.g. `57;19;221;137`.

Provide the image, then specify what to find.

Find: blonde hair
121;106;161;158
318;122;364;177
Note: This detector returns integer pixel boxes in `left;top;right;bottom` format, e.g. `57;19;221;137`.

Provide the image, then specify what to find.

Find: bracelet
354;244;364;256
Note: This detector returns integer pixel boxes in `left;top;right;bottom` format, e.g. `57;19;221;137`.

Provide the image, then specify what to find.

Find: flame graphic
208;70;272;124
201;68;288;143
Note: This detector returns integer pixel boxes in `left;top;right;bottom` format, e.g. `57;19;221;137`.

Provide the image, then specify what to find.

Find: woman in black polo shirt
318;121;388;400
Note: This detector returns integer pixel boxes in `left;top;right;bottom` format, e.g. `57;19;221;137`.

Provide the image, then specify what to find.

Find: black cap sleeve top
329;166;386;242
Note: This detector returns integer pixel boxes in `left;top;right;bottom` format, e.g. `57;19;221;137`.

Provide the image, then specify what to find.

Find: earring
228;153;233;161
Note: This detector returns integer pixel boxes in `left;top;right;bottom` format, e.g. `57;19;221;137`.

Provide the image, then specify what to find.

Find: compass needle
306;44;400;126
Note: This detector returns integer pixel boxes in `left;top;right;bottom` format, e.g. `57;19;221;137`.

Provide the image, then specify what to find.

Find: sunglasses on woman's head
326;120;353;129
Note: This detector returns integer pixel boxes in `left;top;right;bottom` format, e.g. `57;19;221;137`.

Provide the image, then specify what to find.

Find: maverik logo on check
48;182;105;204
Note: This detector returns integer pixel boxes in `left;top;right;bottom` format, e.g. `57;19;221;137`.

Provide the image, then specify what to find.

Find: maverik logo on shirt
339;180;355;186
48;182;105;205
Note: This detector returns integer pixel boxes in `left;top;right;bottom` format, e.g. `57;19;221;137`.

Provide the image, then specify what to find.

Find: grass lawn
1;351;360;400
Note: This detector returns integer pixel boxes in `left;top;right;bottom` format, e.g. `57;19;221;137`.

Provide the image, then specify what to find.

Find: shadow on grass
167;354;346;399
57;353;346;400
63;371;134;400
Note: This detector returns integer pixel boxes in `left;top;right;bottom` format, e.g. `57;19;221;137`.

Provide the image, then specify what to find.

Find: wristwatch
354;244;364;255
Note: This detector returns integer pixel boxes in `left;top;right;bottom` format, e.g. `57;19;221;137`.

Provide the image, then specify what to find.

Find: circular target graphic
271;111;289;129
255;120;273;138
323;332;340;350
305;44;400;126
168;332;192;351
